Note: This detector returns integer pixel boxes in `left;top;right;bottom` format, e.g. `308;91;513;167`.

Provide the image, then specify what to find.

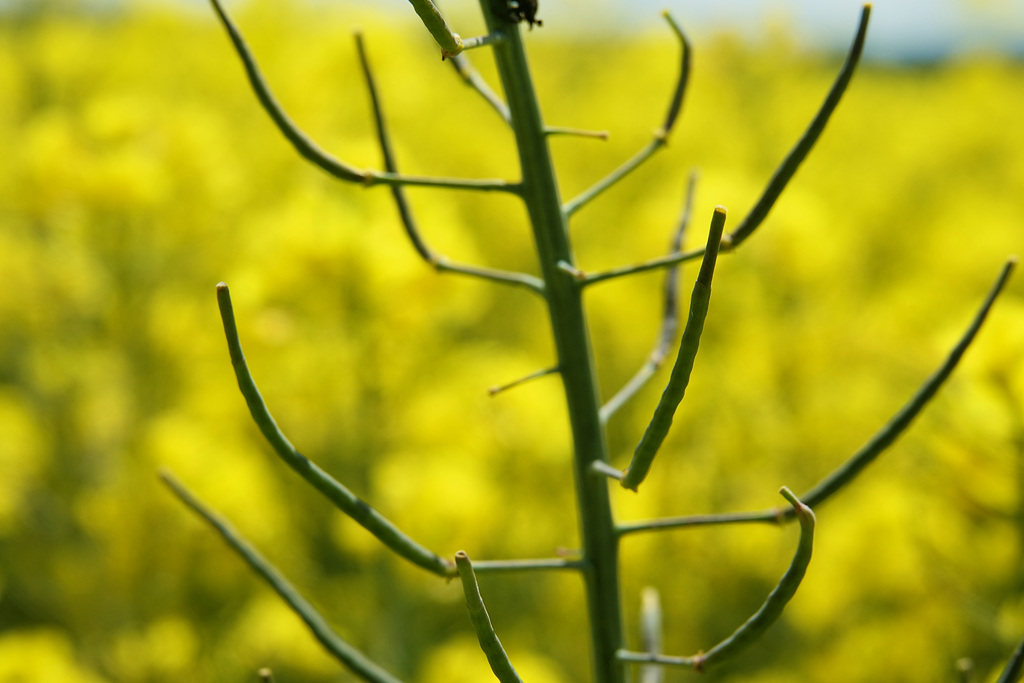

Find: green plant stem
355;33;544;295
618;488;815;673
216;283;455;578
160;470;404;683
405;0;465;57
209;0;519;193
455;552;525;683
620;207;727;491
617;257;1017;534
478;5;625;682
563;12;690;217
722;4;871;249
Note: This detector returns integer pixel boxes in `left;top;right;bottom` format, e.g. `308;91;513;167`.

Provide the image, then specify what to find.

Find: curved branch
617;257;1018;533
617;488;815;673
216;283;455;578
160;470;405;683
455;552;525;683
354;33;543;294
208;0;518;193
563;12;691;217
722;4;871;250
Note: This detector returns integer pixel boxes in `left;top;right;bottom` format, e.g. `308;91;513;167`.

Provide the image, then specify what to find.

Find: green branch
619;207;727;491
617;257;1017;533
208;0;519;193
216;283;455;578
160;470;404;683
455;552;525;683
355;33;544;295
722;4;871;250
563;12;691;217
449;53;512;123
618;488;815;673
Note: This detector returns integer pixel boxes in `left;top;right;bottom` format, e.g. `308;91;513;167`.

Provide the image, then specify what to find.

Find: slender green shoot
619;207;727;491
996;631;1024;683
722;4;871;250
617;488;815;673
355;33;544;295
563;12;691;217
208;0;520;193
455;551;525;683
449;53;512;123
488;366;560;396
601;172;697;424
617;257;1017;533
639;587;664;683
160;470;405;683
216;283;455;578
471;558;586;573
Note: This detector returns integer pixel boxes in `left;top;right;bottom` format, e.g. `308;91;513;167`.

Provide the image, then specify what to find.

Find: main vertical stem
478;7;626;683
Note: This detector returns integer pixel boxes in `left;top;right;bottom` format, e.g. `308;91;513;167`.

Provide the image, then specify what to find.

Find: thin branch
455;552;525;683
617;509;783;537
601;172;697;424
216;283;455;578
405;0;465;58
576;247;706;288
471;558;586;573
354;33;544;295
160;470;404;683
590;459;626;482
617;257;1018;533
563;12;691;217
620;207;727;491
618;488;815;674
997;631;1024;683
545;126;610;140
488;366;559;396
449;53;511;123
208;0;519;193
639;587;664;683
796;256;1017;512
722;4;871;250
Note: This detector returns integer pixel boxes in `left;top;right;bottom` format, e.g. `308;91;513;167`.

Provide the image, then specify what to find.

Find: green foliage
0;2;1022;681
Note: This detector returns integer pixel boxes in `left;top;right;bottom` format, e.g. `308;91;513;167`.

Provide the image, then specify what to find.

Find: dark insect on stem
499;0;542;28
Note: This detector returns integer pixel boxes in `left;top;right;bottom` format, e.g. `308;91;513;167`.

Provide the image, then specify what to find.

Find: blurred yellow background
0;1;1022;681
